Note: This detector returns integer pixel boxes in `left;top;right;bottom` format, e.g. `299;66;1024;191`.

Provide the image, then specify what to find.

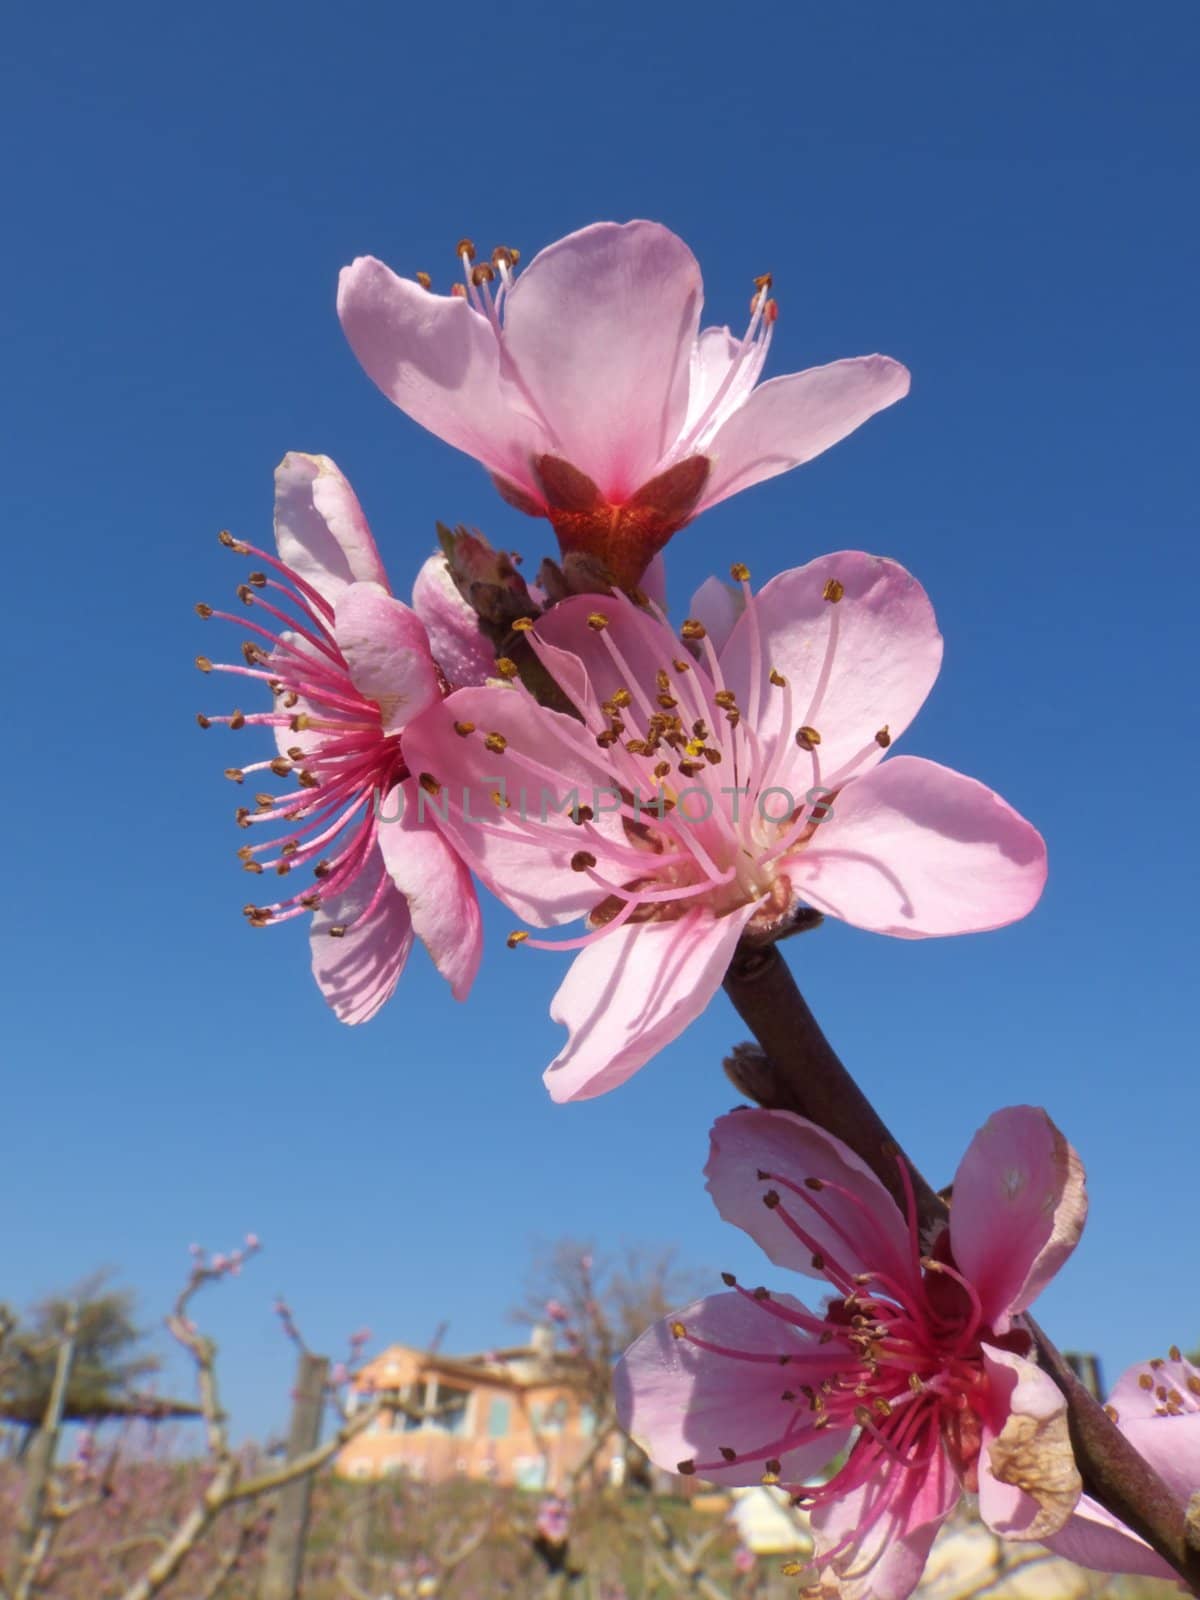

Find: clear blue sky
2;1;1197;1438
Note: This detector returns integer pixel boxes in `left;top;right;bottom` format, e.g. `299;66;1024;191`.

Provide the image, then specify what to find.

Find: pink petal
1108;1358;1200;1505
398;685;627;927
1043;1497;1177;1580
309;849;413;1025
950;1108;1087;1333
688;574;744;655
337;258;547;490
682;325;763;439
704;1108;917;1289
613;1292;852;1487
810;1438;958;1600
793;756;1048;938
700;355;911;510
532;591;684;721
544;904;756;1102
333;583;440;734
977;1346;1082;1541
411;554;496;689
1108;1351;1200;1424
274;453;387;606
502;221;702;500
375;778;482;1001
719;551;942;792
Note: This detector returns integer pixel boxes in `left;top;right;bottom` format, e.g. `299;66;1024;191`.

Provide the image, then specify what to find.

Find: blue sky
2;1;1197;1438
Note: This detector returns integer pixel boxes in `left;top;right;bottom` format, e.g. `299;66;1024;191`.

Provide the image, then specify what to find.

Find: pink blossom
535;1494;570;1545
1040;1350;1200;1579
614;1106;1089;1600
402;553;1046;1100
338;222;908;587
198;452;483;1023
544;1299;570;1324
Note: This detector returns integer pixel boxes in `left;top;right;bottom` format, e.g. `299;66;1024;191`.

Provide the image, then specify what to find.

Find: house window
428;1382;471;1436
579;1405;596;1437
487;1398;511;1438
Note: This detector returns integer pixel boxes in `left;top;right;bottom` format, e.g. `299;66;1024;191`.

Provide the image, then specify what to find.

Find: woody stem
721;940;1200;1595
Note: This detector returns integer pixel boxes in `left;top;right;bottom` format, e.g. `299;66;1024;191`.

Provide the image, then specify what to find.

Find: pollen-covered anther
730;562;751;583
196;713;212;728
218;530;249;554
450;284;467;299
762;1189;781;1210
1170;1345;1182;1361
196;656;214;673
1138;1374;1154;1391
677;1459;696;1476
670;1321;687;1340
511;616;535;632
494;657;519;680
456;238;476;261
822;578;845;603
571;851;598;872
454;720;476;737
769;669;787;688
224;768;245;784
297;770;320;789
721;1271;737;1286
242;860;263;875
269;757;293;777
586;611;610;631
328;924;347;939
804;1176;825;1191
875;726;891;748
484;732;508;754
1104;1404;1119;1421
680;619;706;641
242;642;267;666
795;725;821;750
415;271;432;290
419;772;442;797
506;930;528;949
471;262;496;286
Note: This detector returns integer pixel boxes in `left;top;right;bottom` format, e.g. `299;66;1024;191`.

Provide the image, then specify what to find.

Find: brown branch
722;941;1200;1595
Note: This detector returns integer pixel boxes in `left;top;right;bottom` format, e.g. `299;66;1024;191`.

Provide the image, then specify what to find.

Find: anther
730;562;750;583
484;732;508;754
676;1459;695;1476
255;793;274;808
670;1321;687;1340
511;616;535;632
243;860;263;875
507;930;528;949
1138;1374;1154;1391
456;238;476;260
328;925;347;939
571;851;598;872
196;656;213;673
719;1446;737;1462
795;726;821;750
242;642;266;665
415;272;432;290
822;578;845;603
673;657;692;673
450;284;467;298
875;726;891;748
196;713;212;728
494;657;519;679
224;768;245;784
1170;1345;1182;1362
297;770;319;789
454;720;476;737
804;1177;825;1190
811;1253;825;1271
721;1271;737;1286
269;757;293;777
195;602;213;619
762;1190;781;1210
471;262;496;286
763;299;779;325
680;619;706;641
491;246;515;268
419;773;442;796
769;669;787;687
235;808;251;828
228;709;245;730
218;530;250;554
586;612;610;631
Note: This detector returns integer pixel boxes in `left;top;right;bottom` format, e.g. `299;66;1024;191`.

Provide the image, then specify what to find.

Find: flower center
196;533;406;937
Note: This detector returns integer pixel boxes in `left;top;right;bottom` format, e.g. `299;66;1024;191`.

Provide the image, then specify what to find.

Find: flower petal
399;685;627;927
411;554;496;689
704;1107;917;1289
613;1292;851;1488
949;1108;1087;1333
719;552;942;792
333;583;440;735
1109;1352;1200;1426
337;258;547;490
375;778;482;1002
793;756;1048;938
810;1435;958;1600
274;453;387;606
701;355;911;510
978;1346;1082;1541
502;221;702;500
688;574;744;656
532;590;687;723
1043;1496;1177;1579
544;905;755;1102
309;849;413;1025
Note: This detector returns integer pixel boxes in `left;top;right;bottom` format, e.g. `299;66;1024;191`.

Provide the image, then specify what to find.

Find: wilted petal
978;1346;1082;1541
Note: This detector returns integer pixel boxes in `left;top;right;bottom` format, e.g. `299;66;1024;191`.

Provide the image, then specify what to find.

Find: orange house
336;1329;617;1490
